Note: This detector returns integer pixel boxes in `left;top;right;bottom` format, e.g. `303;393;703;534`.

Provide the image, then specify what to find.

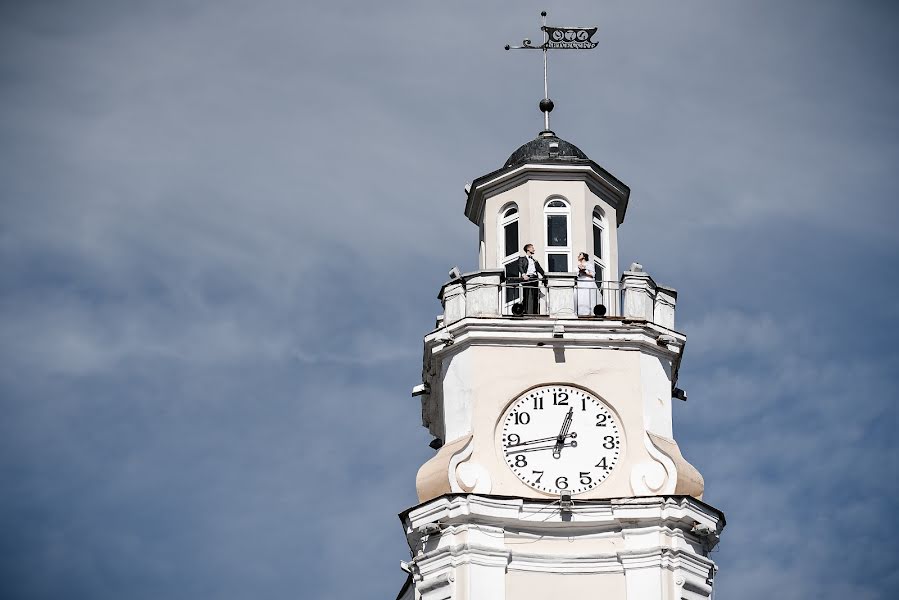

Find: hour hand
553;408;574;457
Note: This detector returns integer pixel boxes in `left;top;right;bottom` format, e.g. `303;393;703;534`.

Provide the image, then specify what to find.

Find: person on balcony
518;244;545;315
576;252;597;316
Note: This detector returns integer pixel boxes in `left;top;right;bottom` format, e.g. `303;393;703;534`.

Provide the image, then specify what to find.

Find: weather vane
505;11;598;132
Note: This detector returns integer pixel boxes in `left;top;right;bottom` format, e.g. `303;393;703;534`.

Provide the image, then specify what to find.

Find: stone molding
403;494;723;549
423;317;685;364
464;162;629;226
400;494;723;600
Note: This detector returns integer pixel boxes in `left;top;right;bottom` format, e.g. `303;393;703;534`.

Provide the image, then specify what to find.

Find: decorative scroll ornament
448;436;492;494
629;432;678;496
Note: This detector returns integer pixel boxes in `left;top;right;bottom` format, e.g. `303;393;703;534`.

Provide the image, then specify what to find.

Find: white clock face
500;385;622;495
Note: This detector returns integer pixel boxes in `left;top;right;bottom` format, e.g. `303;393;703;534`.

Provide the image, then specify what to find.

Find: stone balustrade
620;262;678;329
437;263;677;330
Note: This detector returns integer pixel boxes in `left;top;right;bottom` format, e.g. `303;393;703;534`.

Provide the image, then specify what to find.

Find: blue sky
1;1;897;598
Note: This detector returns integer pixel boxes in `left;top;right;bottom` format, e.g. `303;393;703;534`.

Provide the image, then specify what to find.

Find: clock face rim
496;383;624;496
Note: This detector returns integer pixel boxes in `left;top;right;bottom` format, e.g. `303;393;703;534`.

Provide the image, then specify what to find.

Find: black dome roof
504;131;590;168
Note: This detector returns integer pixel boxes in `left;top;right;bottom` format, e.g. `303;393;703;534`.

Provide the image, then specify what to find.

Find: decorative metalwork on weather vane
505;11;598;132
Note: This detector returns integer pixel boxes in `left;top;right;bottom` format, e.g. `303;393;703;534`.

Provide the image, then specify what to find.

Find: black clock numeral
579;472;592;485
514;455;527;467
596;413;608;427
555;476;569;489
533;397;544;410
513;411;531;425
581;398;587;411
602;436;617;449
595;457;609;470
532;470;544;483
553;392;569;406
507;433;521;446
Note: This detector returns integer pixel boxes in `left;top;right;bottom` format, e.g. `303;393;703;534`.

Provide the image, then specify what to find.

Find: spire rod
541;11;549;130
505;11;599;133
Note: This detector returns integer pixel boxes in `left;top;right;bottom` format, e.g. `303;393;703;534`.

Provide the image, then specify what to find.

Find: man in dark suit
518;244;545;314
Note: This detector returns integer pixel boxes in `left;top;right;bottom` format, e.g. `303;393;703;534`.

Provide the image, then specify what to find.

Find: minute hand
506;441;577;455
507;432;578;450
507;435;561;448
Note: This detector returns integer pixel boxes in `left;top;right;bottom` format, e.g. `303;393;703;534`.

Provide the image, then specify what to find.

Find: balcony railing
494;279;623;318
438;264;677;330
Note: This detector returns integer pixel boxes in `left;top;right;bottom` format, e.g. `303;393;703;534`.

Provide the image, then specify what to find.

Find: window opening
592;209;608;305
544;198;571;272
499;204;521;305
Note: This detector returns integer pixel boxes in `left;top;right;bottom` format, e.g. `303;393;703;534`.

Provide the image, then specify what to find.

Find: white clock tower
395;28;724;598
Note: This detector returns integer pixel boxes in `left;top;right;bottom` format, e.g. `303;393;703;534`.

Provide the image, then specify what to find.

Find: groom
517;243;545;315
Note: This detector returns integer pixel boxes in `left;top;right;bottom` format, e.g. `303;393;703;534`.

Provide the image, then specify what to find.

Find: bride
576;252;597;316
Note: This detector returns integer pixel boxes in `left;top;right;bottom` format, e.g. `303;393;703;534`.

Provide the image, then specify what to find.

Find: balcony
437;263;677;330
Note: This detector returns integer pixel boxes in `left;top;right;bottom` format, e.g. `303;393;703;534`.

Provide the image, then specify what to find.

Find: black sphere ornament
539;98;554;113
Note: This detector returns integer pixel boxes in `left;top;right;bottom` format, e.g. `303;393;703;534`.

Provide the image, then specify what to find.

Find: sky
1;1;897;598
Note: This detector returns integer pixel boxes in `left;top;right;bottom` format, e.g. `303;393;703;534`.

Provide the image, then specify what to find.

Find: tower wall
397;126;722;599
477;179;620;284
416;319;702;503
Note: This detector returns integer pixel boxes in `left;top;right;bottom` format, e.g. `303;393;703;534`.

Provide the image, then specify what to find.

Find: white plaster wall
506;572;627;599
624;565;664;599
479;179;619;282
438;343;675;499
640;353;674;439
440;352;474;443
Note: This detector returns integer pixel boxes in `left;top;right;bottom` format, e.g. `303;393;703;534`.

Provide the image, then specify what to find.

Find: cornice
464;161;630;226
399;495;723;591
423;317;686;364
408;528;716;577
402;494;724;535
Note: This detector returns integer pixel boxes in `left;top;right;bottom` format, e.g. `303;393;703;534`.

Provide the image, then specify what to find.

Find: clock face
500;384;622;495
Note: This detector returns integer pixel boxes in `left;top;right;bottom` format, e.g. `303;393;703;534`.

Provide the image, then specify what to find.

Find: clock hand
506;432;578;449
507;435;558;447
553;408;575;459
505;441;578;455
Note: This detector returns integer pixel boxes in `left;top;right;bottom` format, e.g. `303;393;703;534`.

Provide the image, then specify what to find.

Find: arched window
544;198;571;272
592;208;608;299
498;204;520;304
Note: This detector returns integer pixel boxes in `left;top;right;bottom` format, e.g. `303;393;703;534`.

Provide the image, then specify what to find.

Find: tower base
396;494;723;600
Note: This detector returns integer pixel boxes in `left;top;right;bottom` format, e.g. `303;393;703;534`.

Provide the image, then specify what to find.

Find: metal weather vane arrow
505;11;599;131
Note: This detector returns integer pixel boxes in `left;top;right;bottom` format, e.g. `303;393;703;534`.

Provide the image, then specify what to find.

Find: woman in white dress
576;252;596;316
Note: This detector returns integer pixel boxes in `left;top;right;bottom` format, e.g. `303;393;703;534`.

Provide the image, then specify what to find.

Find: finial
505;12;599;133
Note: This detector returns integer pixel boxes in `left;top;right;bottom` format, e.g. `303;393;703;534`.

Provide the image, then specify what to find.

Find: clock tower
395;21;724;599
